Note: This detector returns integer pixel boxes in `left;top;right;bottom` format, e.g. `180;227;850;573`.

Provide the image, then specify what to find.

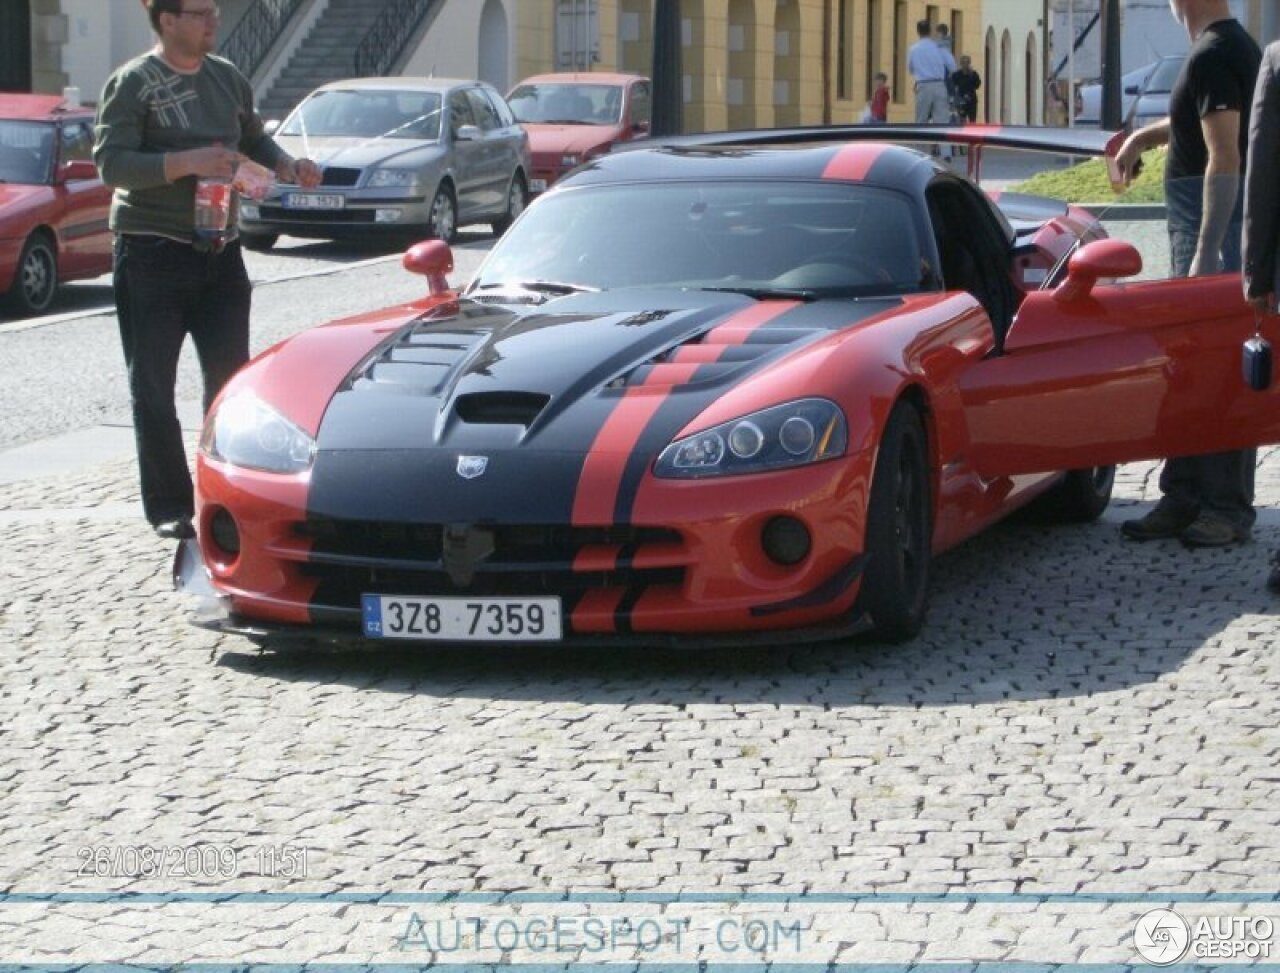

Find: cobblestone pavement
2;217;1279;965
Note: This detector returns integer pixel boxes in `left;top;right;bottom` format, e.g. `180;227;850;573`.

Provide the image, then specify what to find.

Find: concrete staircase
258;0;388;117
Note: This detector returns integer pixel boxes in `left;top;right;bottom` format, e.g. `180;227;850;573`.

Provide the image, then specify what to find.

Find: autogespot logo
1134;909;1191;965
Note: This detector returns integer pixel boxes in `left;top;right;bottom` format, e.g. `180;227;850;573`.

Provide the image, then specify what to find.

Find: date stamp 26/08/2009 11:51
75;843;309;879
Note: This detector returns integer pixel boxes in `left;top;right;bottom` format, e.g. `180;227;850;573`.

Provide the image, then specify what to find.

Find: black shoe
1120;506;1195;541
1268;559;1280;594
1180;514;1250;548
153;517;195;540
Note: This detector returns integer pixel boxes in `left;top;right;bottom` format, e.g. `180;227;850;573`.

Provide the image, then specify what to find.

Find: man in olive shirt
94;0;320;540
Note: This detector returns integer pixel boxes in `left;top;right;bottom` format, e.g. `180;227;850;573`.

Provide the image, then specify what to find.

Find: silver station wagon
240;77;531;250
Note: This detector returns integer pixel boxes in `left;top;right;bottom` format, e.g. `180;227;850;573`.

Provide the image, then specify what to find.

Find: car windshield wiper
700;285;819;302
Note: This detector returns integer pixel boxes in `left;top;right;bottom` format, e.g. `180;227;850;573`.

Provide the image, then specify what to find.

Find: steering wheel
801;252;894;283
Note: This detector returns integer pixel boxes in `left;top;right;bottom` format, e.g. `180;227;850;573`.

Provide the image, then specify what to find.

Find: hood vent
358;328;487;394
455;391;550;426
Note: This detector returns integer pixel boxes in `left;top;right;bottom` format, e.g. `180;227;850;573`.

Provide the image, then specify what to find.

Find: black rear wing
625;124;1125;182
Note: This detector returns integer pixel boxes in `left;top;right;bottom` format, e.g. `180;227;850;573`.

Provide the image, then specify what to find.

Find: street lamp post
651;0;683;136
1100;0;1123;129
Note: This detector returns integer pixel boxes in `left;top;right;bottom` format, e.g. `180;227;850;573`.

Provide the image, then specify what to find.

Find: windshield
280;89;443;140
0;120;54;184
470;181;931;299
1145;57;1184;94
508;83;623;125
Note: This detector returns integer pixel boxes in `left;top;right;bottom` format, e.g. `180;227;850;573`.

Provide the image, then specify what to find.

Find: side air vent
455;391;550;426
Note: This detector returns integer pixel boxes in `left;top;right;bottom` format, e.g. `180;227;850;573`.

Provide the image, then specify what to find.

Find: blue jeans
1158;177;1255;529
113;235;251;525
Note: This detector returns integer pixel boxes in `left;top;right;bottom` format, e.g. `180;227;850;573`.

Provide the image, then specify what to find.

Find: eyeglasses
175;5;220;20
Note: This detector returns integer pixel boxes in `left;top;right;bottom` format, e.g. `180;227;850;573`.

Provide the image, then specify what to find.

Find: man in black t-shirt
1113;0;1261;549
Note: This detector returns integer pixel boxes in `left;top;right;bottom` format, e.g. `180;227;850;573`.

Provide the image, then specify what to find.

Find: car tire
858;401;932;643
490;173;527;236
240;232;278;252
1031;466;1115;523
428;184;457;242
8;233;57;315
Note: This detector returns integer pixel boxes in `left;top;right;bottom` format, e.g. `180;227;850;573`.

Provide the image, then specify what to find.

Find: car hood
0;183;47;226
524;124;622;156
305;289;897;522
274;134;443;170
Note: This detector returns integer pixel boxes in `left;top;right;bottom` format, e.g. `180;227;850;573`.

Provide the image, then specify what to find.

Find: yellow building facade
511;0;986;132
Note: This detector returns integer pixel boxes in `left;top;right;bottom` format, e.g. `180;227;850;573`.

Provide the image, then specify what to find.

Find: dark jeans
1157;177;1255;529
113;234;251;525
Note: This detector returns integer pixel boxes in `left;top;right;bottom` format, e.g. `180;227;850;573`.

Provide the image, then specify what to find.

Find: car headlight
366;168;419;189
654;398;847;478
201;393;315;473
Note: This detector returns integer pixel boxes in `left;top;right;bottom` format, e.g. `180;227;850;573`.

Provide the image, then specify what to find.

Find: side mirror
633;120;650;134
58;159;98;183
455;124;482;142
403;239;454;297
264;119;281;135
1054;238;1143;303
1124;84;1139;95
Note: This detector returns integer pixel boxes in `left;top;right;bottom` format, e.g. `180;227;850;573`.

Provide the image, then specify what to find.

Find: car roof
0;93;91;122
309;77;486;95
564;141;941;195
515;72;647;87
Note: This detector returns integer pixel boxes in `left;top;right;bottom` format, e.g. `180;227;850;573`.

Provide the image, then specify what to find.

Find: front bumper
179;450;875;647
240;192;432;239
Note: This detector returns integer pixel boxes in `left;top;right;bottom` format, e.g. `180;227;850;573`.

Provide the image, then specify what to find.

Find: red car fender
207;299;451;436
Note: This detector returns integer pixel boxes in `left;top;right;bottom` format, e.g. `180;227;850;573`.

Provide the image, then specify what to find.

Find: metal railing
219;0;308;80
353;0;438;78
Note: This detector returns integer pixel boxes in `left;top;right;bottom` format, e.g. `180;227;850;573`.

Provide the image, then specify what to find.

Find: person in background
1113;0;1261;548
94;0;321;540
908;19;955;126
867;72;890;124
934;23;957;119
952;54;982;123
1241;39;1280;592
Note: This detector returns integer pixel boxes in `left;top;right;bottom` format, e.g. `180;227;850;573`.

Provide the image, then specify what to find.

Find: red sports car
507;72;650;193
0;93;111;315
176;126;1280;647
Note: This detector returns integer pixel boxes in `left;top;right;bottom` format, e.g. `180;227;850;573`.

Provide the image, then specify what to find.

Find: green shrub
1013;147;1167;204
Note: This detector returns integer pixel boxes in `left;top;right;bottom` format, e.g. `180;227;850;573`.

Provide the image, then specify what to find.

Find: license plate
283;192;345;210
362;594;562;641
529;178;547;192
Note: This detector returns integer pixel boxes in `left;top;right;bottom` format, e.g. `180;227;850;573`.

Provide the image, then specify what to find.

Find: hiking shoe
1180;514;1250;548
1120;506;1196;541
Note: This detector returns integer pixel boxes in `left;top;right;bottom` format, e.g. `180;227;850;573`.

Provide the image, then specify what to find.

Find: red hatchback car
0;93;111;315
507;72;650;193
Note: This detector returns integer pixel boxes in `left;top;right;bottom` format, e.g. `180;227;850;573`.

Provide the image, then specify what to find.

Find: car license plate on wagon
361;595;562;641
283;192;345;210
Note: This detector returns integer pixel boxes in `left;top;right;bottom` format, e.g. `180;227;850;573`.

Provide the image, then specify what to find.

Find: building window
893;0;907;104
556;0;599;70
865;0;881;103
837;0;851;101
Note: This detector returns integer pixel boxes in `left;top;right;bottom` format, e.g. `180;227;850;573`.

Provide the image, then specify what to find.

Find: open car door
958;239;1280;476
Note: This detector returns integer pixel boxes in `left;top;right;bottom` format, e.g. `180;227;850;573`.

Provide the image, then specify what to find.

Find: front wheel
8;234;57;315
857;402;932;643
427;184;457;242
490;173;527;236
